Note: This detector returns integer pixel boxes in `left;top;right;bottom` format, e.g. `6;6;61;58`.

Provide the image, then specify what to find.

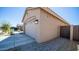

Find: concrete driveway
9;38;77;51
0;33;35;51
0;33;77;51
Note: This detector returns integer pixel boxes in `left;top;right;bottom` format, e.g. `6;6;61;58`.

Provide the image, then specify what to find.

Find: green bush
1;23;11;34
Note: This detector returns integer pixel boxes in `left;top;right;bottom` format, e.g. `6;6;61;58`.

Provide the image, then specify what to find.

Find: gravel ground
8;38;77;51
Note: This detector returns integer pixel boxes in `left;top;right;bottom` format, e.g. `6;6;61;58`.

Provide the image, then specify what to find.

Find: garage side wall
23;8;40;23
24;8;41;41
39;9;67;43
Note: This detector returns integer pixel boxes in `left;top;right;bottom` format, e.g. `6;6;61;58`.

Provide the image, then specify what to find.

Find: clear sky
0;7;79;27
51;7;79;25
0;7;26;27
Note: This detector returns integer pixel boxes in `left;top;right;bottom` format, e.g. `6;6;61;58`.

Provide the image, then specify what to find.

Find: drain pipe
70;25;73;41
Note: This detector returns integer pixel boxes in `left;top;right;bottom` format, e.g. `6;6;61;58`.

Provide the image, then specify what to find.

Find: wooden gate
73;25;79;41
60;26;70;39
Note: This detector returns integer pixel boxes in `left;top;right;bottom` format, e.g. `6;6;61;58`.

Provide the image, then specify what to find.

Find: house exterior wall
25;20;40;40
23;8;40;23
38;9;68;42
23;8;40;42
23;8;68;43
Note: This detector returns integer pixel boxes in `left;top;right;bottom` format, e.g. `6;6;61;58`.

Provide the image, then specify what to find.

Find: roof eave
40;7;69;25
22;7;70;25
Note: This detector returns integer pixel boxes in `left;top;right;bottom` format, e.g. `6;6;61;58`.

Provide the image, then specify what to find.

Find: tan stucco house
22;7;69;43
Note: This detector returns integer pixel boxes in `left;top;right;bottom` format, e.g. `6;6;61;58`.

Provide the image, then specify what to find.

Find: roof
22;7;69;25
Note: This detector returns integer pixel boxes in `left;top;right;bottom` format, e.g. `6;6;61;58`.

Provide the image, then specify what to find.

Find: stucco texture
23;7;68;43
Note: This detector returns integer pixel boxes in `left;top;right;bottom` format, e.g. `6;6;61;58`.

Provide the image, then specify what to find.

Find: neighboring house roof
22;7;69;25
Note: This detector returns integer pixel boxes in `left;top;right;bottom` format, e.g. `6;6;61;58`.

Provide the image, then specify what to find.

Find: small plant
1;23;11;34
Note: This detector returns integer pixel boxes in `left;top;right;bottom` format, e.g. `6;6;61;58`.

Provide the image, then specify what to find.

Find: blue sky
0;7;26;27
51;7;79;25
0;7;79;27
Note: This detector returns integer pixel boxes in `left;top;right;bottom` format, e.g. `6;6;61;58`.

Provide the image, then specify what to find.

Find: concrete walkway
9;38;77;51
0;33;35;51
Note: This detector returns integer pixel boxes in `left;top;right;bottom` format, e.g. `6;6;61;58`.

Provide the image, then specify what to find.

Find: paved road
0;33;35;51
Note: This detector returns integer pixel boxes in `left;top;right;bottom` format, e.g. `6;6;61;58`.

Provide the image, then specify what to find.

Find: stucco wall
24;8;40;42
23;8;40;23
23;8;68;43
38;9;67;43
